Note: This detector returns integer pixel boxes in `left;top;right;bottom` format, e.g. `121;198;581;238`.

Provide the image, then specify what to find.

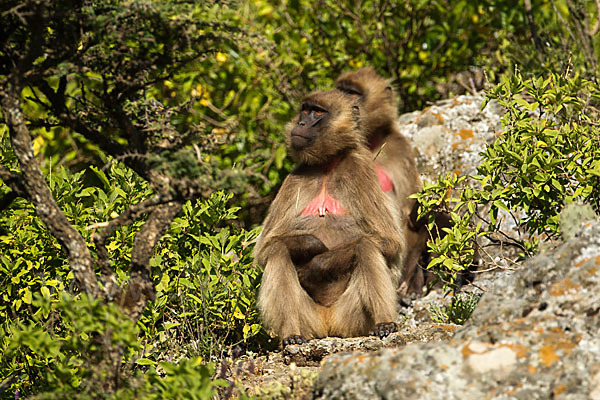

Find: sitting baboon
335;67;430;297
254;90;404;346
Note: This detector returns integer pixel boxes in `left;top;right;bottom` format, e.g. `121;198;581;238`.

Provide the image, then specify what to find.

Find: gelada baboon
254;90;404;346
335;67;430;297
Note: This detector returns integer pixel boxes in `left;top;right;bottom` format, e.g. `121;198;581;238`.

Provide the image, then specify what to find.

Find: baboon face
290;102;329;151
334;67;398;142
286;90;363;165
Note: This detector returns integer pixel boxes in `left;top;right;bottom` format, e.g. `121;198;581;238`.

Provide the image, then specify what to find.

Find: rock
400;94;527;266
282;322;458;367
560;203;598;241
314;219;600;399
399;94;503;181
232;322;458;398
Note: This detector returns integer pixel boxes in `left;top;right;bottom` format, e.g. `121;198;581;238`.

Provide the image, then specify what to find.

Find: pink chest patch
376;164;394;192
301;191;346;217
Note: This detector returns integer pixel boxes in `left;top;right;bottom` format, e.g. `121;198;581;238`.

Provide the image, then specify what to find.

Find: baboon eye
302;109;309;114
314;110;324;116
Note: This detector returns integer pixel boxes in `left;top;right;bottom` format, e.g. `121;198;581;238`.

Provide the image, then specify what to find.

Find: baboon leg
329;238;397;337
257;241;327;341
398;228;427;298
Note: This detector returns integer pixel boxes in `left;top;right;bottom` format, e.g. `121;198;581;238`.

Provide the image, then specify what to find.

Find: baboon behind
335;67;429;297
254;90;404;345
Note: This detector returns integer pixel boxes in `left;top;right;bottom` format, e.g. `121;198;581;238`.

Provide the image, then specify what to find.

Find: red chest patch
301;191;346;217
376;164;394;192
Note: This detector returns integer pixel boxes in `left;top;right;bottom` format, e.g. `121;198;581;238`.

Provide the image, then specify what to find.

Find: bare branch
589;0;600;36
0;164;27;198
118;201;182;320
93;195;166;272
524;0;544;53
0;192;18;212
36;80;153;181
1;81;101;297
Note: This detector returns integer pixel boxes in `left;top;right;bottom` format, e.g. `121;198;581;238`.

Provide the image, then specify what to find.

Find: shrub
0;155;263;396
429;292;481;325
414;71;600;291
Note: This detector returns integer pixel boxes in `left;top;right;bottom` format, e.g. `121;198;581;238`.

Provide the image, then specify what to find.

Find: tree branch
36;80;153;181
0;164;27;198
524;0;544;53
1;80;101;298
118;201;182;320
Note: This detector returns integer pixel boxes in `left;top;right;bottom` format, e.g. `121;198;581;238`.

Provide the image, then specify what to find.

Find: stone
314;219;600;399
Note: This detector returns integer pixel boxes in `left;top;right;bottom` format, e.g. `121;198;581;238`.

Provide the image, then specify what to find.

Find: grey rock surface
399;94;503;181
314;219;600;400
231;322;458;399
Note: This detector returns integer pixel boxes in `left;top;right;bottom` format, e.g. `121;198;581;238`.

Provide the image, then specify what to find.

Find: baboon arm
257;240;326;339
297;236;361;284
342;153;405;258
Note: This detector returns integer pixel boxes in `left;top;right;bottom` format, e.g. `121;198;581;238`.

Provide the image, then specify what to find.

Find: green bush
1;293;228;399
414;71;600;290
0;152;263;396
141;192;267;362
481;71;600;238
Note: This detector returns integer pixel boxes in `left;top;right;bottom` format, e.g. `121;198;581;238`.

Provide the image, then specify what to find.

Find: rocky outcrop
399;95;503;181
314;218;600;399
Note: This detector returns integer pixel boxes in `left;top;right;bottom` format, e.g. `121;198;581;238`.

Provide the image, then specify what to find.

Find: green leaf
41;286;50;299
89;166;110;189
136;358;157;366
23;288;32;304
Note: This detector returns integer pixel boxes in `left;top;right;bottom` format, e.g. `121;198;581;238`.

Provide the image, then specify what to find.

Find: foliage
429;292;481;325
481;71;600;238
0;153;263;396
414;71;600;290
415;173;482;288
141;192;269;363
1;0;266;396
0;293;228;399
248;0;527;110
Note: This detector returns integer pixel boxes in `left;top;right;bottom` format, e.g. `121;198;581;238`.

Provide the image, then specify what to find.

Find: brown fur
335;67;429;297
255;90;404;342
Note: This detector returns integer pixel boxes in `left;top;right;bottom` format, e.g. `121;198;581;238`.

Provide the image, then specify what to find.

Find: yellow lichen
553;385;568;396
456;128;474;140
539;345;559;367
548;279;580;296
